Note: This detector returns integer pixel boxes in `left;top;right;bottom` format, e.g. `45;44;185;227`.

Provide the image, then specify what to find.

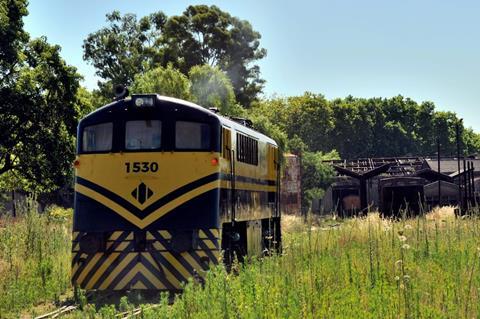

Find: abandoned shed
379;177;426;217
321;156;479;216
424;180;460;207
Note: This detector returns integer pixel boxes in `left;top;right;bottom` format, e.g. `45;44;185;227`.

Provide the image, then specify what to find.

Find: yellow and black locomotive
71;92;281;291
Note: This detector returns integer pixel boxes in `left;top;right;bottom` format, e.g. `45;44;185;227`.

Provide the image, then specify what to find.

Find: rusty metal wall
281;154;302;214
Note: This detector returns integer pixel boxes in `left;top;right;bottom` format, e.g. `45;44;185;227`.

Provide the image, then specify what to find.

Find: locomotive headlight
134;96;154;107
231;232;241;242
135;98;144;107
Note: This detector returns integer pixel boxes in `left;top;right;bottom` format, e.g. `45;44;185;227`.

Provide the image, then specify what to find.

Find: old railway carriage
71;94;281;291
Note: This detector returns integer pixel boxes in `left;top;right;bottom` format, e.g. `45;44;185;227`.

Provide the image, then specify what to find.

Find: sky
24;0;480;131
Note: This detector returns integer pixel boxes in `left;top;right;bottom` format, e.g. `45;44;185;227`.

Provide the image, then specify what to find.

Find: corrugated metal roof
424;159;480;174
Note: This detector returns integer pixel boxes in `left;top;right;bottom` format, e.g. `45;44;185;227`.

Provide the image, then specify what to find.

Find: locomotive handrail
230;149;236;223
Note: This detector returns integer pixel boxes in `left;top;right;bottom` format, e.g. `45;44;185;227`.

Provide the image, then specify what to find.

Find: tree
163;5;266;106
249;114;287;156
285;93;334;152
0;0;28;84
75;87;96;118
250;92;480;159
83;10;167;94
462;127;480;155
0;1;84;192
433;111;459;156
329;97;376;158
189;64;242;115
130;64;191;100
301;150;339;210
83;6;266;106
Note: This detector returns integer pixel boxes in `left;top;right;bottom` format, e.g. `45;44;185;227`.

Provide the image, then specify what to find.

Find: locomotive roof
81;94;278;146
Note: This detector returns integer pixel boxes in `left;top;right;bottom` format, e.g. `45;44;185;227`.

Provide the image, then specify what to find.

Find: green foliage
301;150;339;210
0;200;72;317
0;0;28;77
189;64;242;116
131;63;246;117
254;94;480;159
0;1;86;192
164;5;266;107
287;135;308;156
286;93;334;152
90;87;112;110
131;64;191;100
83;5;266;107
462;127;480;155
82;10;167;88
249;114;287;155
304;188;325;205
75;87;96;118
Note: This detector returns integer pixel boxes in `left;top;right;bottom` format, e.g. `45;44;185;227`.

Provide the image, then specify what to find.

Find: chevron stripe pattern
71;229;221;290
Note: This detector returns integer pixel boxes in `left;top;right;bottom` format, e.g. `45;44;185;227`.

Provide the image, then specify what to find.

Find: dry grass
281;214;306;233
425;205;456;221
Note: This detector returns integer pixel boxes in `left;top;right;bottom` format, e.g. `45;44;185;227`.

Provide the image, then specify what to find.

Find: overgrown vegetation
3;205;480;318
0;199;72;317
86;209;480;318
96;208;479;319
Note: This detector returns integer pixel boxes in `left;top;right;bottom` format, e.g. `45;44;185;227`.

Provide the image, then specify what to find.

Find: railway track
115;305;160;319
34;305;78;319
34;304;161;319
33;290;164;319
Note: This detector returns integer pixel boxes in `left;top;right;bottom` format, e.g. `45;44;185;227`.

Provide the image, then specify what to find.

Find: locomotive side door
267;144;279;216
221;127;235;221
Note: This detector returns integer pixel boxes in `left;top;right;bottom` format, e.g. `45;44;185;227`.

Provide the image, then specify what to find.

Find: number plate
125;162;159;173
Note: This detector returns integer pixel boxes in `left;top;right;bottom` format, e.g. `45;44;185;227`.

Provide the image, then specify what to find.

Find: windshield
82;122;113;152
125;120;162;150
175;121;211;150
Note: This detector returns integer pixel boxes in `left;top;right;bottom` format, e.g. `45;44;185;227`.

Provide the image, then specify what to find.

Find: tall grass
98;208;480;319
3;205;480;318
0;199;72;318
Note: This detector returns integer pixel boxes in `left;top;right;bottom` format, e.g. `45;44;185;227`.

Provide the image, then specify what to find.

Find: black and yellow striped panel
75;172;275;229
71;229;221;290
